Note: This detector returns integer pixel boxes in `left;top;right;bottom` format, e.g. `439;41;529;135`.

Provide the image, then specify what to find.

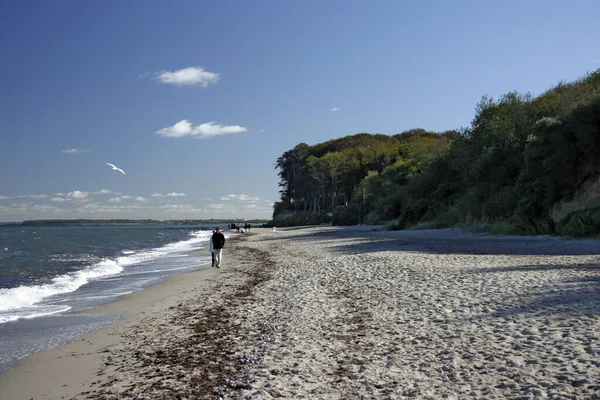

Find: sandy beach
1;226;600;399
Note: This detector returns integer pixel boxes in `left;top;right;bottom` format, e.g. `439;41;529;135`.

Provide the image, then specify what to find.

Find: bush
384;218;403;231
332;204;361;225
556;206;600;237
406;220;449;230
271;211;330;227
489;220;528;235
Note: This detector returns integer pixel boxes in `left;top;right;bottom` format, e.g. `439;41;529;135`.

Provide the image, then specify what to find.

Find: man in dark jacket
212;227;226;268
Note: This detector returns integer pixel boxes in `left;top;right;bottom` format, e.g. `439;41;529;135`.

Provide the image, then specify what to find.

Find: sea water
0;224;219;373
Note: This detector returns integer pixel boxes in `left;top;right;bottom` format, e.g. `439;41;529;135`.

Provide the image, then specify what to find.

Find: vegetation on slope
273;70;600;236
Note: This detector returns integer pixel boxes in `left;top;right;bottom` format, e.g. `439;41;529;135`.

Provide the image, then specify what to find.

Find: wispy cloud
50;197;70;203
156;120;247;139
16;194;48;199
220;194;260;201
31;205;62;213
61;148;91;154
331;107;340;112
590;59;600;64
0;195;9;200
152;192;186;197
78;202;152;215
153;66;220;87
0;203;62;214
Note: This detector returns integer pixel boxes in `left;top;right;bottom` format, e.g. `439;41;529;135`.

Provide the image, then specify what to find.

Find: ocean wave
0;258;123;314
0;304;71;324
0;229;212;323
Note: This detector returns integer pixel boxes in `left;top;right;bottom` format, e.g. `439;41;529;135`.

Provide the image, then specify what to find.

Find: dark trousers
211;252;215;266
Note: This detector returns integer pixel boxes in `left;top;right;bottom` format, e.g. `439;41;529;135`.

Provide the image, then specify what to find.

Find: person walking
212;227;226;268
209;230;215;267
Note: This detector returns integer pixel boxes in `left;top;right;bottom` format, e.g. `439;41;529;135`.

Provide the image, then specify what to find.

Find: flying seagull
106;163;126;175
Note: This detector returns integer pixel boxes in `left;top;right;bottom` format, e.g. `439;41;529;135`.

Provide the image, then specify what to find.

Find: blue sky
1;0;599;222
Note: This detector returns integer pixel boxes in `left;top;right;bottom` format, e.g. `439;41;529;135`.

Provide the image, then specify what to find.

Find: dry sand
1;226;600;399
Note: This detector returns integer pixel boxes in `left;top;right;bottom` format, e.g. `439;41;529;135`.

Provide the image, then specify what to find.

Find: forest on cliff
273;70;600;236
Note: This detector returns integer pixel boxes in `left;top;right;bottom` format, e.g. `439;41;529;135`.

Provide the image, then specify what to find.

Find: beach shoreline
0;240;218;399
1;226;600;399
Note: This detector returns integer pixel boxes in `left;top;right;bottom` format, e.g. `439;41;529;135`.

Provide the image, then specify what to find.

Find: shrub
332;204;361;225
556;206;600;237
271;211;329;227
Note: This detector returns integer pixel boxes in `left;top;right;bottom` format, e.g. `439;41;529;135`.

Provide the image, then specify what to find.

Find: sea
0;224;222;374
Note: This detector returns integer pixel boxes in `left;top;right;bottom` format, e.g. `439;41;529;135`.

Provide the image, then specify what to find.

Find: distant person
212;227;226;268
209;230;215;267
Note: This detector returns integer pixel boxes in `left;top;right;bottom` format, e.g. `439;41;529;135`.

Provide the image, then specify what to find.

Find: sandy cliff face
551;176;600;222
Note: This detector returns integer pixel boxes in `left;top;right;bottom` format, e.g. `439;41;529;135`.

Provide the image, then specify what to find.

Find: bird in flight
106;163;126;175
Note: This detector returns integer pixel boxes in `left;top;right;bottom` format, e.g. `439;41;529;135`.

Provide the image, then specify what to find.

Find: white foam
0;305;71;324
0;258;122;314
0;229;212;323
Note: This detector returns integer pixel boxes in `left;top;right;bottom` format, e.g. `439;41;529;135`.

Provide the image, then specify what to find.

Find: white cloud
50;197;69;202
94;189;120;195
67;191;89;200
156;120;247;139
152;193;186;198
209;204;225;209
109;196;148;203
61;148;91;154
154;66;220;87
331;107;340;112
220;194;260;201
590;59;600;64
239;194;260;201
0;195;9;200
